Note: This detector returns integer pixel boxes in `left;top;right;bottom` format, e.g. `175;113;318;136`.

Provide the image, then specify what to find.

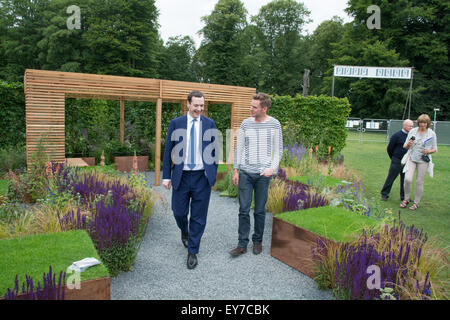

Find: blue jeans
237;171;271;248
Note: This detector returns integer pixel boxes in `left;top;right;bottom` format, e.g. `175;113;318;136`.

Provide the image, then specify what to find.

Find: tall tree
252;0;311;95
83;0;161;77
324;23;410;119
0;0;51;82
197;0;247;85
306;16;345;95
159;35;198;82
344;0;449;119
36;0;89;73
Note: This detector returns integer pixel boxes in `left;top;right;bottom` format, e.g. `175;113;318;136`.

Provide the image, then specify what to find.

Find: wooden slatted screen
24;69;255;185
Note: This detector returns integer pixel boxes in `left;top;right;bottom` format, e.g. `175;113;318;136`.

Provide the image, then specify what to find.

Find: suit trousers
172;170;211;254
381;157;405;200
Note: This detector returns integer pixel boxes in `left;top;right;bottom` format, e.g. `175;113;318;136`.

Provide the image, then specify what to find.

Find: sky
155;0;352;48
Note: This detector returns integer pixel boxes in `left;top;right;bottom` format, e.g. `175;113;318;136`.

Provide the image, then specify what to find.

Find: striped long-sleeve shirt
233;116;283;174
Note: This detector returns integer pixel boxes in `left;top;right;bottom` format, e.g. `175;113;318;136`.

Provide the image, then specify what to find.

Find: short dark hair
253;92;271;109
187;90;204;103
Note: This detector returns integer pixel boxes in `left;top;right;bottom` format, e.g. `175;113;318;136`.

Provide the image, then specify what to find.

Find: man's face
187;96;204;118
250;99;267;118
403;121;413;133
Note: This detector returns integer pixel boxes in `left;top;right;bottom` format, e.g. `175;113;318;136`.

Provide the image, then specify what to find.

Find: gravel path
110;172;333;300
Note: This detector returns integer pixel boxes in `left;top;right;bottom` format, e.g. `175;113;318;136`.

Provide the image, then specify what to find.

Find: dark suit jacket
162;114;219;190
387;129;408;160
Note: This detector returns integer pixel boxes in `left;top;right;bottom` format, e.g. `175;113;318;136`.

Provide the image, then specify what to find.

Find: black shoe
181;232;188;248
381;196;388;201
187;253;197;269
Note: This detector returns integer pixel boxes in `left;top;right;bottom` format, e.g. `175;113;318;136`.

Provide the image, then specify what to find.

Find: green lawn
341;139;450;247
0;230;109;295
277;206;380;242
0;180;8;195
289;175;344;188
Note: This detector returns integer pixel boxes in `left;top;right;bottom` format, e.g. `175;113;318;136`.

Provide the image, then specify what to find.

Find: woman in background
400;114;437;210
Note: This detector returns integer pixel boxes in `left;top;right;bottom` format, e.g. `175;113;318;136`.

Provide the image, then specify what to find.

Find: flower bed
0;230;110;300
54;165;153;276
273;142;447;300
271;206;379;278
312;213;439;300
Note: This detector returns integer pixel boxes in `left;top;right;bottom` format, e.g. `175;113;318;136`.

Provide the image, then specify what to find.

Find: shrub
55;166;152;276
270;94;351;156
0;145;26;173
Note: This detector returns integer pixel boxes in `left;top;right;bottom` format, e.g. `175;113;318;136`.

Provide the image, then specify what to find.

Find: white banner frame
331;65;414;119
333;65;412;79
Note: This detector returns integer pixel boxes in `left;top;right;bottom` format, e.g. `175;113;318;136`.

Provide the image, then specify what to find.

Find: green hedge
0;82;25;149
268;95;351;156
0;81;351;160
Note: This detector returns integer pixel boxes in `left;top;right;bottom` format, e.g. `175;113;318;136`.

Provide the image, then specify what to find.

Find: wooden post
155;98;162;186
120;97;125;145
203;101;208;117
303;69;310;97
182;100;187;115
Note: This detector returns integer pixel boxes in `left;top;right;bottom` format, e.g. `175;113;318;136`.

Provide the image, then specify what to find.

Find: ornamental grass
275;168;329;213
312;212;448;300
54;165;152;276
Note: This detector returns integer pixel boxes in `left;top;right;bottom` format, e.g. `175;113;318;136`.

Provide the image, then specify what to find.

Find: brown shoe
229;246;247;257
253;243;262;255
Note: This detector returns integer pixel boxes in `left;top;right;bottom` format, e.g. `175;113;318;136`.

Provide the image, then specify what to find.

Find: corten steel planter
271;216;338;279
64;277;110;300
114;156;149;172
81;157;95;166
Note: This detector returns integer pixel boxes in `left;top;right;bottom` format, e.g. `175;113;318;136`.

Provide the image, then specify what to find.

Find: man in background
380;119;414;201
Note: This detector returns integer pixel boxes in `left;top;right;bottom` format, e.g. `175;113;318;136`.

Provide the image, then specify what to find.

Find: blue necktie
188;118;197;169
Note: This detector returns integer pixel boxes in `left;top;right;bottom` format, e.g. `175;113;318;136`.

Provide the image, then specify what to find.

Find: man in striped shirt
229;93;283;256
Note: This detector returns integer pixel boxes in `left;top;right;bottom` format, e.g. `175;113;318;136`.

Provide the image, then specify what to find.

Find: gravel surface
110;171;333;300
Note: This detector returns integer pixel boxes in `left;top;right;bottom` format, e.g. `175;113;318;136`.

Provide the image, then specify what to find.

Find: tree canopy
0;0;448;120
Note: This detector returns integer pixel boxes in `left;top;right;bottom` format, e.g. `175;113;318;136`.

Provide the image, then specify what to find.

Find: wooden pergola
24;69;256;185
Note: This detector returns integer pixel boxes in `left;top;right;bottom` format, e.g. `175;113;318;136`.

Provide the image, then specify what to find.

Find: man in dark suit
380;119;414;201
162;90;219;269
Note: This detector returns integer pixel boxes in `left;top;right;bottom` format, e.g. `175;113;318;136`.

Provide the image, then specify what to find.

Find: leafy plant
0;145;26;173
7;171;32;203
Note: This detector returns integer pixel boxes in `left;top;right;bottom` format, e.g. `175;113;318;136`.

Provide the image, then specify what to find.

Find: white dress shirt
183;113;204;171
163;114;204;184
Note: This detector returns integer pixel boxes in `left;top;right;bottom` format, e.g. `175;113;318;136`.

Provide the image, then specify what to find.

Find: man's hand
162;180;171;190
260;168;274;177
232;169;239;186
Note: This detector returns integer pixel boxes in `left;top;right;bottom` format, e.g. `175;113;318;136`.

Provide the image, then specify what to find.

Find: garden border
270;215;338;279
